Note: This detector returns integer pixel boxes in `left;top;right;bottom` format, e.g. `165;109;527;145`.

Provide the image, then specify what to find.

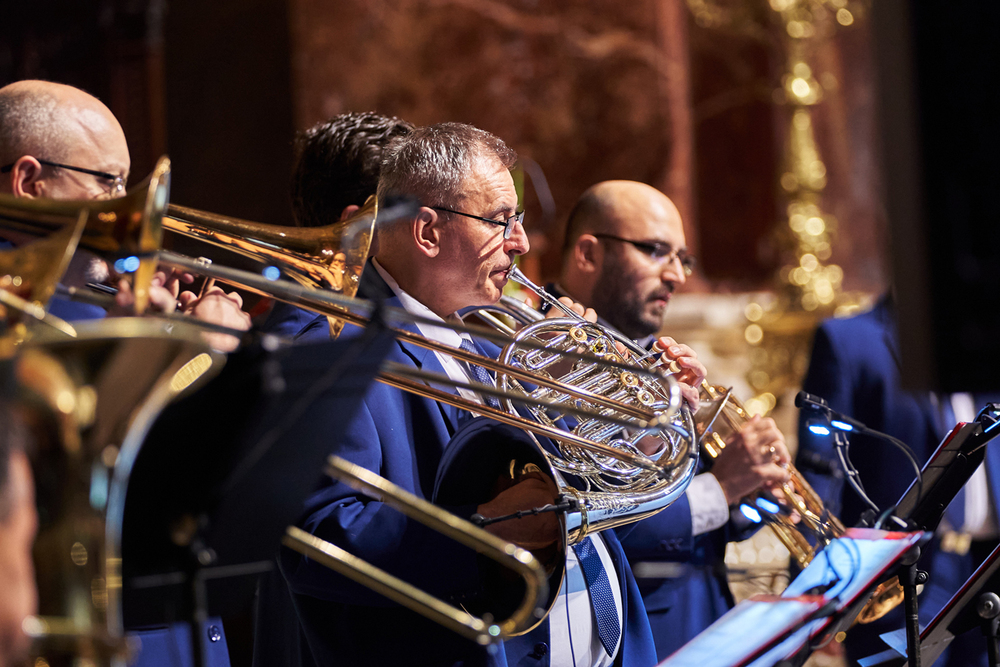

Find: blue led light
113;258;126;273
263;266;281;281
831;420;854;432
122;256;140;273
740;504;762;523
755;497;781;515
808;424;831;436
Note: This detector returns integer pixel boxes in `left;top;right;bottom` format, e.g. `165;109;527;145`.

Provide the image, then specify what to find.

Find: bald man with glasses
0;79;240;667
0;79;250;347
551;180;789;660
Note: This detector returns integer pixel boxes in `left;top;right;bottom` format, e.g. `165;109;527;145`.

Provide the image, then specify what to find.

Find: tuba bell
13;318;222;667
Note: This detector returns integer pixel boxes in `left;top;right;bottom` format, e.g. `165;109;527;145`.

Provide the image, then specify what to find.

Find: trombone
1;177;700;642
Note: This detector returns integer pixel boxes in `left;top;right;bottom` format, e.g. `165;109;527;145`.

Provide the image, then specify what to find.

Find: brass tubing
156;250;677;427
378;370;667;476
282;455;548;643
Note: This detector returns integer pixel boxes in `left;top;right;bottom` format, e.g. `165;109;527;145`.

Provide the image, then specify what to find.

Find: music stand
118;322;394;667
657;529;927;667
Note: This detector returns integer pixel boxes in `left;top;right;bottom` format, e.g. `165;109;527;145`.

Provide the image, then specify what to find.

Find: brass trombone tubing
0;288;77;337
380;367;668;477
157;250;678;428
282;455;547;644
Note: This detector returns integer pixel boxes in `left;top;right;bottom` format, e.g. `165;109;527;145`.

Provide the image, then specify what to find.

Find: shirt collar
371;257;465;348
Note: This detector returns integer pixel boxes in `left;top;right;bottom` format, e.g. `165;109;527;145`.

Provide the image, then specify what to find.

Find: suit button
532;642;548;658
207;625;222;643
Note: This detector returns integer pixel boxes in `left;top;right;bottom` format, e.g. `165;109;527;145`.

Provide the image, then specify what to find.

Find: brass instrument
472;275;902;624
148;206;700;632
15;318;221;667
282;456;548;644
0;156;172;314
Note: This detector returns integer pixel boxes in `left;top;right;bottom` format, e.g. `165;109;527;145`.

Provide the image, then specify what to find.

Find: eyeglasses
0;157;127;197
593;233;696;276
431;206;525;240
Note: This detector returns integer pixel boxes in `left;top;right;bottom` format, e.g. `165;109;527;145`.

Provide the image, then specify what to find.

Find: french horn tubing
479;269;903;624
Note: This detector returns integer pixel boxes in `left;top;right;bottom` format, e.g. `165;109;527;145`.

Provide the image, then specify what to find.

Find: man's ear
9;156;45;198
412;207;443;258
573;234;602;274
338;204;361;221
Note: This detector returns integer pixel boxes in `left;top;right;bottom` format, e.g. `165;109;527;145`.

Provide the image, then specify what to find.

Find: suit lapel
364;264;465;435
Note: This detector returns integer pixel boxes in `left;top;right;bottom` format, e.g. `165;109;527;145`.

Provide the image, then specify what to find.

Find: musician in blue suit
280;123;710;666
550;180;790;660
798;295;1000;666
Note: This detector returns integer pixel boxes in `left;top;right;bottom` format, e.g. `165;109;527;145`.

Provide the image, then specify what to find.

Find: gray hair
0;85;71;166
376;122;517;229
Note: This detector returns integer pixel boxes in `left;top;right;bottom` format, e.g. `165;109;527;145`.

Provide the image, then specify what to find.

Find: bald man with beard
552;180;790;659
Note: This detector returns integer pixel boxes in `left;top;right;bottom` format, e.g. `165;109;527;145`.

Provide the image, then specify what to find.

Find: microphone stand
798;392;1000;667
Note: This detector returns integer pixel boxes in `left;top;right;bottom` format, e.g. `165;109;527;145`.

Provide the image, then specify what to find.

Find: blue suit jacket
279;268;658;666
797;296;1000;666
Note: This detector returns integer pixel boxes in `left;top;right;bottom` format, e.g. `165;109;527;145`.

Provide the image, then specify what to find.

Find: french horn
472;274;902;624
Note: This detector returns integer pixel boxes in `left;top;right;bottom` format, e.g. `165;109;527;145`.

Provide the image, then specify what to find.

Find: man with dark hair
282;124;706;666
553;180;789;660
0;402;36;667
259;112;414;338
290;111;413;227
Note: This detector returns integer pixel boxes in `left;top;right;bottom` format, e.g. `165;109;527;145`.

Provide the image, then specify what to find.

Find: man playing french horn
552;180;790;661
279;122;713;667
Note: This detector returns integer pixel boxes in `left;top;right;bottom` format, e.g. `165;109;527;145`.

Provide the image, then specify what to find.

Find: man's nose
505;217;530;256
662;257;686;285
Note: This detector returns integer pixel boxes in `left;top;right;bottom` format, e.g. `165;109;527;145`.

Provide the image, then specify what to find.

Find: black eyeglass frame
430;206;525;240
0;157;126;195
592;233;696;276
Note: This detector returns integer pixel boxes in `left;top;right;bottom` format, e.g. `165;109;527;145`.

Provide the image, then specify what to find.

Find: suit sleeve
280;397;482;606
618;492;695;561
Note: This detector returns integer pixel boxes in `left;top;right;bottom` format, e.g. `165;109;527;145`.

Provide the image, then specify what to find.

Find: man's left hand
179;284;252;352
653;336;706;409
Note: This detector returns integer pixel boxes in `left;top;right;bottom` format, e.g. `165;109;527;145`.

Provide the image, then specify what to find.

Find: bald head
0;80;129;200
559;180;689;339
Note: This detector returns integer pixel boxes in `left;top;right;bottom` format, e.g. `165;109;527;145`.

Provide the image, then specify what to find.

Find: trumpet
0;157;172;315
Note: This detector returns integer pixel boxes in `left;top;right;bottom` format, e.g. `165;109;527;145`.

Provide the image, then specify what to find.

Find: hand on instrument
178;281;252;352
711;415;790;505
653;336;706;410
476;469;561;567
551;296;598;323
111;268;185;315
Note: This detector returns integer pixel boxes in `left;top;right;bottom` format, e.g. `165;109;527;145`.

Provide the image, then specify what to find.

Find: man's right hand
476;470;561;568
711;415;791;505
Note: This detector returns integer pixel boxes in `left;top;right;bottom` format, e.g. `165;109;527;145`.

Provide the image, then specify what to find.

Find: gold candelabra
685;0;871;417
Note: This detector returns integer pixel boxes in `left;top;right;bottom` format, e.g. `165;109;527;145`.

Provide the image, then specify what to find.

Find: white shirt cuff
686;473;730;536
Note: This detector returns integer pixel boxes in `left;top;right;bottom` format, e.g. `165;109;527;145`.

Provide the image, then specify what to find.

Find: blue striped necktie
572;537;620;657
459;338;499;408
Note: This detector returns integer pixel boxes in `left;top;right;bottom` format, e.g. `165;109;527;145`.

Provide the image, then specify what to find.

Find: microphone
794;391;866;432
794;391;828;410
